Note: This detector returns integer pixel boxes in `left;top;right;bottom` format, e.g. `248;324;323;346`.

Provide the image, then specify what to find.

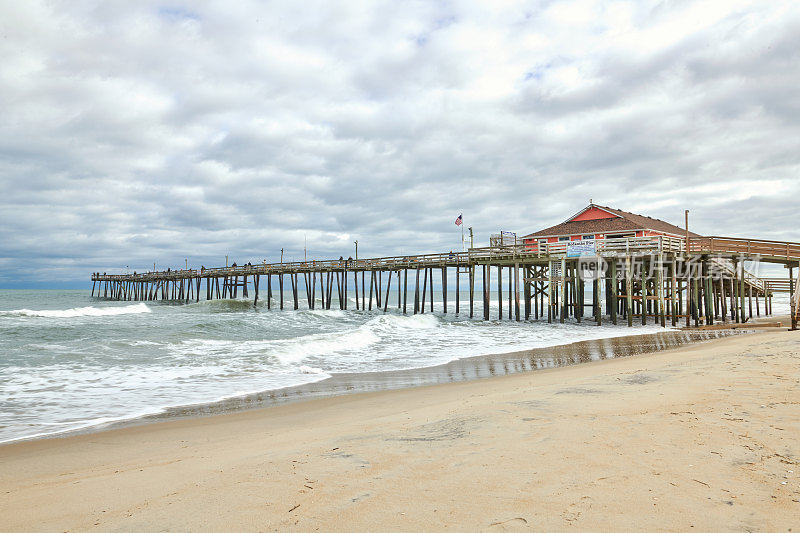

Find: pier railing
93;235;689;282
763;278;790;293
688;236;800;261
91;233;799;284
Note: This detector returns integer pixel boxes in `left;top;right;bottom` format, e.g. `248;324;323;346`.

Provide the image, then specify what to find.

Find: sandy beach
2;327;798;531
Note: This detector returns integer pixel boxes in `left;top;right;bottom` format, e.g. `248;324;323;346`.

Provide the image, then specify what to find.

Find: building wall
522;229;673;251
570;206;618;222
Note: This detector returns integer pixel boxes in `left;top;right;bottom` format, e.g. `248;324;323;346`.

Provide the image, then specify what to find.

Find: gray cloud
0;0;798;287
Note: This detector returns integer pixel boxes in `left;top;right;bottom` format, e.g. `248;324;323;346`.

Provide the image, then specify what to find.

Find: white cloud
0;0;798;285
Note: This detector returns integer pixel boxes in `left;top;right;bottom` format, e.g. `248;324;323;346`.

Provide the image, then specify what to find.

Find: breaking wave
3;303;151;318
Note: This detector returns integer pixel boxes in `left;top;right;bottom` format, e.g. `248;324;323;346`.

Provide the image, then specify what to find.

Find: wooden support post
755;287;760;317
428;267;433;313
442;267;447;314
414;268;420;315
547;261;553;324
739;271;745;323
397;271;401;309
610;259;618;325
420;268;426;313
319;272;325;310
657;254;665;327
523;265;531;320
323;272;330;309
455;267;460;314
626;256;633;327
497;265;502;320
668;258;676;326
483;264;490;321
560;258;567;324
748;284;753;320
342;265;348;311
641;258;648;325
507;266;512;320
311;273;317;309
403;269;408;314
383;270;392;312
375;270;381;310
354;268;359;310
514;262;520;321
790;265;796;330
522;265;538;320
702;260;712;326
469;266;475;318
719;277;726;322
580;267;586;321
575;265;583;323
369;270;375;311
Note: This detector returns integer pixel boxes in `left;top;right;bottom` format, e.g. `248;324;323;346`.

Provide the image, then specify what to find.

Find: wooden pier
91;235;800;329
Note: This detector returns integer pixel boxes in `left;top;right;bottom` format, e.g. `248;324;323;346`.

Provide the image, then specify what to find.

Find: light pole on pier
354;240;358;260
685;210;690;256
468;227;474;249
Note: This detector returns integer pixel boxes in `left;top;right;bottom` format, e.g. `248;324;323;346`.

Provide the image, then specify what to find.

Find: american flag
455;214;463;226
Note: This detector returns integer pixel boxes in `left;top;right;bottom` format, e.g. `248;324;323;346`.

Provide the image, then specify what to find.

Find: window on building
582;235;595;240
558;236;570;242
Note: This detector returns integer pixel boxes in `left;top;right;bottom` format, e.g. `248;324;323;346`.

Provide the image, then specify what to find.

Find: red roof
522;204;702;239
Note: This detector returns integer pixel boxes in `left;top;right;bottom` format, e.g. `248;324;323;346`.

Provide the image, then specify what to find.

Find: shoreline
2;327;747;446
1;326;797;530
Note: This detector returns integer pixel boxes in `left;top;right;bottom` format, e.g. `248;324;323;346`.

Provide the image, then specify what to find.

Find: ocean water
0;289;790;444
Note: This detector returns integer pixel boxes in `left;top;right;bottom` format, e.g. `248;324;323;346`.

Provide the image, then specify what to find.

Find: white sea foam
1;288;696;445
171;327;379;364
298;365;326;374
5;303;151;318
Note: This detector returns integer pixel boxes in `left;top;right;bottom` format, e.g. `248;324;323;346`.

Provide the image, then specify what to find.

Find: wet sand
1;327;798;530
142;329;741;427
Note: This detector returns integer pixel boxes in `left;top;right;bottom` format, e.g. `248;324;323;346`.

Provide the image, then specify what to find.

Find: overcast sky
1;1;798;288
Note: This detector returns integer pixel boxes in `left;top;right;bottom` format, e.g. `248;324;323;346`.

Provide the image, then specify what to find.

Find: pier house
91;204;800;330
522;204;701;250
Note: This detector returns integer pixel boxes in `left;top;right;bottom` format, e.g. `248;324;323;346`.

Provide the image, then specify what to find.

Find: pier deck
91;235;800;329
